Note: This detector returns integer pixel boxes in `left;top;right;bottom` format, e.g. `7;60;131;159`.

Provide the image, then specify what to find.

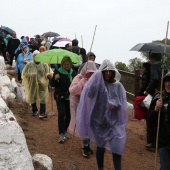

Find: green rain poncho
22;62;53;104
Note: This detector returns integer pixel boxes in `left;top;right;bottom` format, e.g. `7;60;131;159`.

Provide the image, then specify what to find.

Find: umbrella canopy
42;31;60;38
34;49;81;64
130;42;170;54
1;26;14;35
53;38;72;47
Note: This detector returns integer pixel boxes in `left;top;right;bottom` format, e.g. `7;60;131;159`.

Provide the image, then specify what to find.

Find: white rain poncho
22;62;53;104
76;59;128;154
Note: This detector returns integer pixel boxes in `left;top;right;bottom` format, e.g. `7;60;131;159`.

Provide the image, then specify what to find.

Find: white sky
1;0;170;64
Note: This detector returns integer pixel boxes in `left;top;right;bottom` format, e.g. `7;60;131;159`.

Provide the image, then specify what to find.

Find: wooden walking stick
90;25;97;52
154;21;169;170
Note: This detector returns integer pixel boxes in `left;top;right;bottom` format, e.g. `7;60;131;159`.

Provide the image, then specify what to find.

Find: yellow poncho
22;62;53;104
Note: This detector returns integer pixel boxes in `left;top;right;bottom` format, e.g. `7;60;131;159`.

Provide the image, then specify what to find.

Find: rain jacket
68;61;97;136
22;62;53;104
76;60;128;155
148;72;170;148
50;67;76;100
15;51;33;73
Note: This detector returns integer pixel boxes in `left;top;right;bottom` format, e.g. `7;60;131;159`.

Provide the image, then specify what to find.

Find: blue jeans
159;147;170;170
56;100;70;134
96;147;121;170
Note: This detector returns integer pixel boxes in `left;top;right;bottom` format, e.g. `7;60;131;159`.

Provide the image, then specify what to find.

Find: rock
16;86;26;102
32;154;53;170
0;110;34;170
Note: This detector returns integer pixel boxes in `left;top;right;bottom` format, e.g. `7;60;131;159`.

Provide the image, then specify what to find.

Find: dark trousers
96;147;121;170
159;147;170;170
18;69;22;81
9;54;15;66
56;100;70;134
31;103;46;115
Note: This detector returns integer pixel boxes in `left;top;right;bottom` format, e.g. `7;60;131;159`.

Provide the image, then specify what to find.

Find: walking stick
154;21;169;170
90;25;97;52
81;35;83;48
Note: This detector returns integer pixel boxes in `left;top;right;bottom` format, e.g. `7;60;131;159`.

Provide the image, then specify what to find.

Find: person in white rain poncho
76;59;128;170
22;50;53;118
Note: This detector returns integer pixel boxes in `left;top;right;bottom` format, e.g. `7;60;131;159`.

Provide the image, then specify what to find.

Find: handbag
57;92;69;101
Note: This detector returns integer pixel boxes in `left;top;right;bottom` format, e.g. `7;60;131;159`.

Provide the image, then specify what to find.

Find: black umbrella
42;31;60;38
130;42;170;54
1;26;14;35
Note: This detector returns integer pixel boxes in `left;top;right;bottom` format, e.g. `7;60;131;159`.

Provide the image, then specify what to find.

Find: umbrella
53;38;72;47
130;42;170;54
42;31;60;38
1;26;14;35
34;49;81;64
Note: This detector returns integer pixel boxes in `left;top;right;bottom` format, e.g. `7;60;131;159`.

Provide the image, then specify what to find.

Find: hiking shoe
32;111;38;116
39;113;47;119
63;132;70;140
82;147;90;157
58;134;65;143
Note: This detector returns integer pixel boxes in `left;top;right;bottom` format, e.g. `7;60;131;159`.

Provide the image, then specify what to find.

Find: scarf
58;67;73;82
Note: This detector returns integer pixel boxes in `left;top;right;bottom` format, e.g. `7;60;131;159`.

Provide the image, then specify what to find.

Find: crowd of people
0;28;170;170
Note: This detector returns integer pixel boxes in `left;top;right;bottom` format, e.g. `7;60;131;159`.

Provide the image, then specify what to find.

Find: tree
128;57;142;73
115;61;129;71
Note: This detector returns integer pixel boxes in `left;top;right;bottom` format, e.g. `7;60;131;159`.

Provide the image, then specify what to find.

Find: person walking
50;56;76;143
6;31;20;66
69;60;97;157
22;50;53;118
76;59;128;170
15;45;33;83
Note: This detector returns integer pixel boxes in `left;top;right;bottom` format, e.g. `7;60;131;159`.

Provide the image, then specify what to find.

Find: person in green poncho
22;50;53;118
50;56;76;143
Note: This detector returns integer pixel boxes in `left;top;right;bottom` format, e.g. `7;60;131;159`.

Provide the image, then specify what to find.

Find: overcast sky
1;0;170;64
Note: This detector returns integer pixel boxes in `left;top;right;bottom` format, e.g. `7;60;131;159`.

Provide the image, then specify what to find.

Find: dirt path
9;89;157;170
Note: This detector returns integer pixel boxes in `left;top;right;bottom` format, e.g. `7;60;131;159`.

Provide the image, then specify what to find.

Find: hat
163;71;170;83
33;50;40;56
30;38;37;45
72;39;78;46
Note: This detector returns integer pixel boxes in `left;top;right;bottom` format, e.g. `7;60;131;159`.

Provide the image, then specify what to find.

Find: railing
118;69;141;100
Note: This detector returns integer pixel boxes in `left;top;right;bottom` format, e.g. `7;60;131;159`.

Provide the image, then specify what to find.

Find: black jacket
138;72;150;96
146;62;162;96
7;38;20;55
148;91;170;148
50;68;76;99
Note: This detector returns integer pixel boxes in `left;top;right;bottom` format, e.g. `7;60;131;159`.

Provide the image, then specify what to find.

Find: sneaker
63;132;70;140
39;113;47;119
58;134;65;143
82;147;90;157
32;111;38;116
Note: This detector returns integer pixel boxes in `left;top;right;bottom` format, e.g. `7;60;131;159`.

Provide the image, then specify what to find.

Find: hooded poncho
69;61;97;136
76;59;128;154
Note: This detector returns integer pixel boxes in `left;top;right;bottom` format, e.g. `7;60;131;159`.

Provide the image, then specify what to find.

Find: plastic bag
143;94;152;109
